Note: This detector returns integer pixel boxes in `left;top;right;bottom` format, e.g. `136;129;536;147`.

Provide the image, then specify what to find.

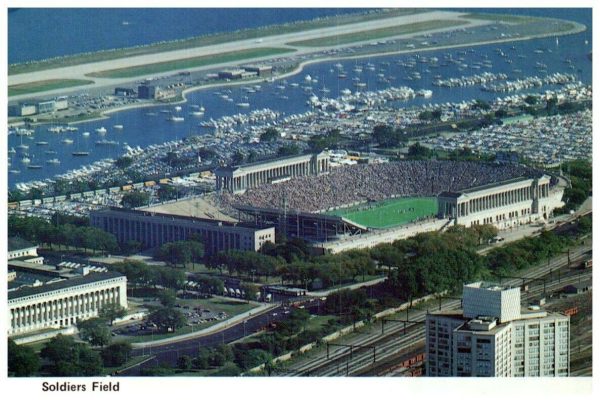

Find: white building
8;271;127;337
437;175;564;230
214;152;330;193
426;281;570;377
8;237;43;264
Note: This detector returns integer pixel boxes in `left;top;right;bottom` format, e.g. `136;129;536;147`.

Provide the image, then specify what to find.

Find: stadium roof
8;271;125;301
458;176;531;194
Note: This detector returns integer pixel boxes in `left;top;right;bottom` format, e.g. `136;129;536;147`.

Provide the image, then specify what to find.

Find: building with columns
437;175;563;230
90;207;275;254
215;152;330;193
8;271;127;337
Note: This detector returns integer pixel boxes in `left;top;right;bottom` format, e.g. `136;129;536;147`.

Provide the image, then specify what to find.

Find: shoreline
56;20;586;127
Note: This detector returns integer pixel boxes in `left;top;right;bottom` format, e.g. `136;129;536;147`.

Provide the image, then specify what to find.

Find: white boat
236;102;250;108
174;106;182;112
46;158;61;165
9;147;16;154
9;169;20;174
16;144;29;150
36;141;49;146
113;124;124;130
82;132;90;137
168;116;185;122
61;138;74;144
95;127;107;134
21;156;31;164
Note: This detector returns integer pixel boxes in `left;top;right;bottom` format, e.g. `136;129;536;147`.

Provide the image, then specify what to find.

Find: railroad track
276;245;591;376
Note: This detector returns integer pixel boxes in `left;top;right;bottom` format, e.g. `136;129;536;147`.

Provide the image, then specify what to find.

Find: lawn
288;19;468;47
8;79;95;96
330;197;438;229
86;47;294;78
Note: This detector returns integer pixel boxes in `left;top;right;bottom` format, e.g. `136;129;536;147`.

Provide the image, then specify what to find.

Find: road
117;304;287;375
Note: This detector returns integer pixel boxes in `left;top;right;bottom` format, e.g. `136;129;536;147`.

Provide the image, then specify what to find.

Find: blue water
7;9;592;188
8;8;367;64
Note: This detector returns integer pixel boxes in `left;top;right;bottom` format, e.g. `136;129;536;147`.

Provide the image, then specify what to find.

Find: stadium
206;158;565;252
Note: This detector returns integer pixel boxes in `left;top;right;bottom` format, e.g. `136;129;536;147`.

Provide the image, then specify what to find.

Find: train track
276;245;591;376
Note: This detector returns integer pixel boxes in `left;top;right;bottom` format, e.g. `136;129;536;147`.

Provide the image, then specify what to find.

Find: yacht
61;138;74;144
82;132;90;137
72;151;90;156
46;158;61;165
113;124;124;130
95;127;107;134
168;116;185;122
36;141;49;146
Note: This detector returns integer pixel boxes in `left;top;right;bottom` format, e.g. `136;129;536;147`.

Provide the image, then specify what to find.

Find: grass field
87;47;293;78
8;79;94;96
330;197;438;229
288;19;468;47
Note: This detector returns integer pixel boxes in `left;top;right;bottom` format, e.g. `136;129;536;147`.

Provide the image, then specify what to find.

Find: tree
154;241;192;267
41;335;103;377
158;289;177;308
177;355;193;370
78;318;111;347
408;142;432;159
241;282;259;302
148;308;186;333
278;143;301;156
525;95;539;105
99;303;127;326
101;342;132;367
260;127;280;142
8;338;40;377
157;184;178;201
121;191;150;208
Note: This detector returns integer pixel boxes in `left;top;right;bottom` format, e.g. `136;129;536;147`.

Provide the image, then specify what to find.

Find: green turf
330;197;438;228
8;79;94;96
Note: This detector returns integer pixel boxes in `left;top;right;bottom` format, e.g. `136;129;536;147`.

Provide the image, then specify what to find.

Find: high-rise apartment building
426;281;569;377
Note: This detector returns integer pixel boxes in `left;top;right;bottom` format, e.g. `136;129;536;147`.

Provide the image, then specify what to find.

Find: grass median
86;47;294;79
288;19;469;47
8;79;94;96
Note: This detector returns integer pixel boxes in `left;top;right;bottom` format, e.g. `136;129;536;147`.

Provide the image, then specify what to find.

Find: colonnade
215;153;330;193
9;286;122;335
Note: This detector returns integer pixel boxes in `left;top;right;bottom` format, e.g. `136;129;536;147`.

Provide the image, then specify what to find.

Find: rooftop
8;237;37;252
8;270;125;301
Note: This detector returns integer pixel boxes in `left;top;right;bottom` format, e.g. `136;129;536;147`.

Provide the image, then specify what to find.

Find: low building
37;100;56;114
8;103;37;117
8;237;42;263
114;87;136;97
8;271;127;337
242;65;273;76
218;69;247;80
137;84;157;99
90;207;275;254
54;96;69;111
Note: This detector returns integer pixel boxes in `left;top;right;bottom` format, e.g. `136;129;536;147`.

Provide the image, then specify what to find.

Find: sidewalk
131;302;277;349
306;276;387;297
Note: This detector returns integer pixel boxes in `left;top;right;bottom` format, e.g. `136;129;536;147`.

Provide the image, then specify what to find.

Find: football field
331;197;438;229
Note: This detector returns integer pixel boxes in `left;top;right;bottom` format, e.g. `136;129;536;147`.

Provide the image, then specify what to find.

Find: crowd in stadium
220;161;549;213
